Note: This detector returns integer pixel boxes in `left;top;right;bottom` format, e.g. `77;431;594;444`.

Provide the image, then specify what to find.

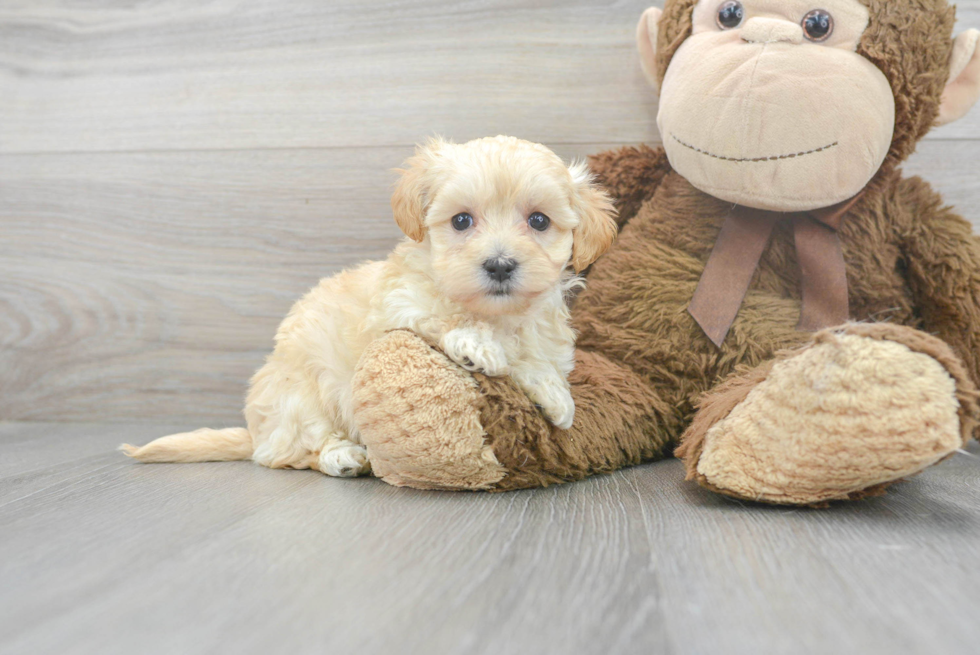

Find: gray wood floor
2;422;980;655
3;1;980;653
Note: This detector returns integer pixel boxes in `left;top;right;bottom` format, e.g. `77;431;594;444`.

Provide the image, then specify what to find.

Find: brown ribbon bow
688;193;863;348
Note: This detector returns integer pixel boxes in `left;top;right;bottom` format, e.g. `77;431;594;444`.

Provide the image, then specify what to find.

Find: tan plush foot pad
351;330;505;490
681;323;979;506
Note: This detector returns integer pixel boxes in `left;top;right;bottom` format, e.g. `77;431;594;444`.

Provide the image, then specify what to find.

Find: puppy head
391;135;618;317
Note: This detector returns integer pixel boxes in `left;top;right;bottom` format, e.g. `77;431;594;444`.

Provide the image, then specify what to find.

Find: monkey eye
802;9;834;42
451;212;474;231
527;212;551;232
716;1;744;30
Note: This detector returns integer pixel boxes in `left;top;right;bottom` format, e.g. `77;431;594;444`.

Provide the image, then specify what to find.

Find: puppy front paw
441;327;509;376
519;374;575;429
541;387;575;430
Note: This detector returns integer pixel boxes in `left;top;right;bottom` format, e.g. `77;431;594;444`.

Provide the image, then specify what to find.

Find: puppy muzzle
483;257;519;283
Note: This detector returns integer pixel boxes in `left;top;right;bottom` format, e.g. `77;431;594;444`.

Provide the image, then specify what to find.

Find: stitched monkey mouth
671;133;839;163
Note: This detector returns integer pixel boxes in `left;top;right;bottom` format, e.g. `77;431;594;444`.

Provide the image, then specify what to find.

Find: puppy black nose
483;257;518;283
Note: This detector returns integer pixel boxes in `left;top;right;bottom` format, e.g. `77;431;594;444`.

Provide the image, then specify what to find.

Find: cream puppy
122;135;617;477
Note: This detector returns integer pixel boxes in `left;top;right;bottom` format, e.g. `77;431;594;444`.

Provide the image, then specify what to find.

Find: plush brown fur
351;0;980;502
467;152;980;496
477;349;677;490
353;146;980;498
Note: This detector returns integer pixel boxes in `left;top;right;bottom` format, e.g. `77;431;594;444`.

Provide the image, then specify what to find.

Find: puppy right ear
569;161;618;272
391;138;447;242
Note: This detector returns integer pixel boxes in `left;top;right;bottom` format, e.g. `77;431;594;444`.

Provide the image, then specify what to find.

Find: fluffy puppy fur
122;135;617;477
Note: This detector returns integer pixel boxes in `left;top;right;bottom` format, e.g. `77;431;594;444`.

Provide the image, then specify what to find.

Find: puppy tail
120;427;253;463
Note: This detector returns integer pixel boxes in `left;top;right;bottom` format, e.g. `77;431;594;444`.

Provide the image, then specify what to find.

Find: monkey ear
637;7;663;91
938;29;980;126
391;138;447;242
568;162;619;273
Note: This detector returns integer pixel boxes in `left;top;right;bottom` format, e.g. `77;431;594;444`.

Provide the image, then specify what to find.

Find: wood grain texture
1;421;979;655
902;141;980;211
1;1;976;155
0;147;399;423
0;0;661;153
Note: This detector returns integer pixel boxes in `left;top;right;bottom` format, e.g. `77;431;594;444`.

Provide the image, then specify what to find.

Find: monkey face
656;0;895;212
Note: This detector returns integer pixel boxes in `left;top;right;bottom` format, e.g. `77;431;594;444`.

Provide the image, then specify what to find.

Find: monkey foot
677;324;979;506
351;330;505;490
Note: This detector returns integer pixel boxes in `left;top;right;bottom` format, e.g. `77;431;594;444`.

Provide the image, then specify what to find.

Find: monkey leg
350;330;678;491
676;323;979;506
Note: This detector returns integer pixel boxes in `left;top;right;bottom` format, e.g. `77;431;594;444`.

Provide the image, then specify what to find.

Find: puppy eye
527;212;551;232
802;9;833;42
716;1;744;30
451;213;474;231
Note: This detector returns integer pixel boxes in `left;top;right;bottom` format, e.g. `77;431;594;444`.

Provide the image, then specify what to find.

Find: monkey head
637;0;980;212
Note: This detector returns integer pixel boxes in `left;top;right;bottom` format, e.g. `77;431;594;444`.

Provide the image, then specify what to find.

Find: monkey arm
351;330;678;490
477;348;678;489
896;176;980;388
587;144;671;229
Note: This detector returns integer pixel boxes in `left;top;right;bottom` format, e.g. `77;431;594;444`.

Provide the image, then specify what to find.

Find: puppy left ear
938;29;980;126
391;138;448;242
568;161;618;272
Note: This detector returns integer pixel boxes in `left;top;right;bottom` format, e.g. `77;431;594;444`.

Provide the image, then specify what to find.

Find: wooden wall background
1;0;978;424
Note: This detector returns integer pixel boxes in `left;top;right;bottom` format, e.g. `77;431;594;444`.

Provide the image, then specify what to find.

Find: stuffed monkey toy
351;0;980;505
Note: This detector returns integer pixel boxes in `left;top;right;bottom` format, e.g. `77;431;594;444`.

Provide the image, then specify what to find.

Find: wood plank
630;443;980;654
1;422;979;654
0;422;669;655
0;421;196;482
2;1;975;156
2;141;977;423
901;140;980;212
0;0;661;154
